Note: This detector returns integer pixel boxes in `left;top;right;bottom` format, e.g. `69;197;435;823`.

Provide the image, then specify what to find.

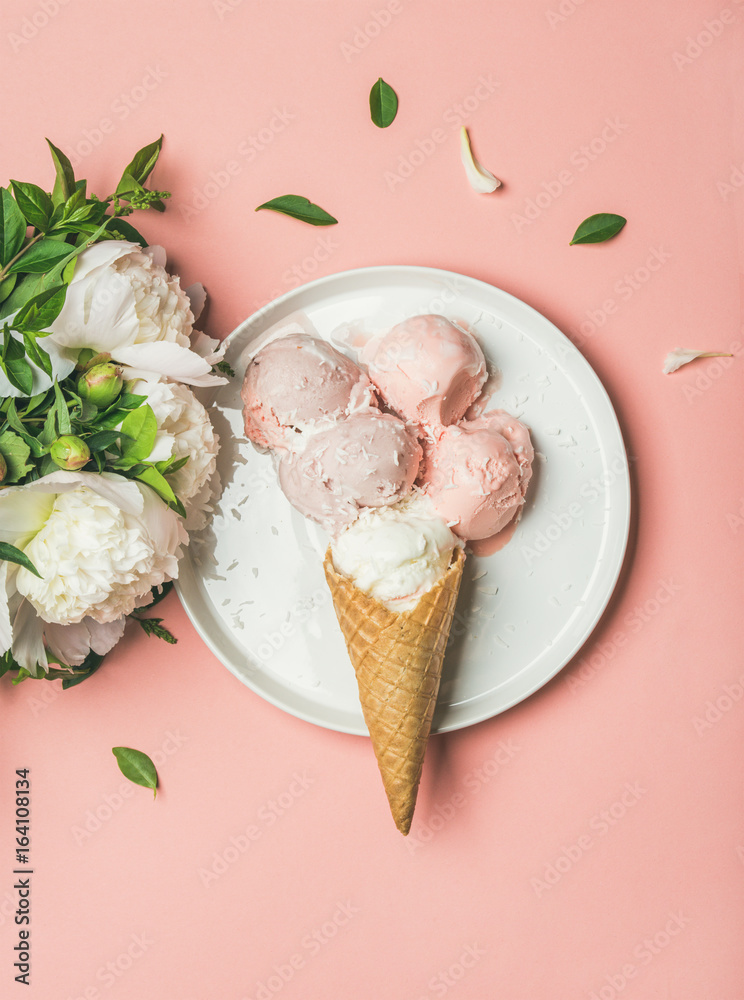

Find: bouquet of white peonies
0;137;227;686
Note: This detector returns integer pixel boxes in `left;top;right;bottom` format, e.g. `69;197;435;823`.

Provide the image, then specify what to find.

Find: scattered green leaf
112;747;158;798
570;213;627;245
369;77;398;128
255;195;337;227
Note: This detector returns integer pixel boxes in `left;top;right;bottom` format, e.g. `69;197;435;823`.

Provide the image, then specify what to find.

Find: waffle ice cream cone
323;546;465;835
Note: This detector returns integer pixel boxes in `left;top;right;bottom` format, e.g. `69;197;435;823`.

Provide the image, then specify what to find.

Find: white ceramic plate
176;266;630;735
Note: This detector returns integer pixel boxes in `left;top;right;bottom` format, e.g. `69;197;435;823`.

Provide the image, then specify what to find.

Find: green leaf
255;195;337;227
1;329;34;394
22;388;51;416
62;187;86;216
135;616;177;644
120;135;163;187
46;139;76;206
140;580;173;610
0;430;32;483
14;284;67;333
0;542;41;578
52;379;72;435
44;217;112;284
38;407;57;447
136;465;177;505
0;273;48;319
0;651;18;678
6;399;46;455
0;274;17;306
85;429;122;453
115;392;147;410
21;332;52;377
7;238;73;276
10;181;53;232
61;651;104;689
569;213;627;245
119;404;157;463
0;188;27;267
214;359;235;377
106;218;147;247
115;172;145;198
158;454;188;476
369;77;399;128
112;747;158;798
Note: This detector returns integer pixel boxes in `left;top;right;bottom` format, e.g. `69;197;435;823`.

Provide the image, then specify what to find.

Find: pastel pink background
2;1;743;997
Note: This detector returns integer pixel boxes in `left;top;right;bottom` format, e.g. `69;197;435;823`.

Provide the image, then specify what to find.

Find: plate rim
176;264;631;736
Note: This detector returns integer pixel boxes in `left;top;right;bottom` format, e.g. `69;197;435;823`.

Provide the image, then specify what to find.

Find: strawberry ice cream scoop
421;411;533;540
241;334;377;449
278;411;423;533
362;314;487;428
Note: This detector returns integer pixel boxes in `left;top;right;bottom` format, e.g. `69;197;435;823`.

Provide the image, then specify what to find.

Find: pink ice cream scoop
421;411;533;540
362;314;487;428
278;411;423;532
241;334;377;449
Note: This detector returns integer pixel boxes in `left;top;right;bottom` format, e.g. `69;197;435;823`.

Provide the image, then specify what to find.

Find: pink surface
2;1;743;997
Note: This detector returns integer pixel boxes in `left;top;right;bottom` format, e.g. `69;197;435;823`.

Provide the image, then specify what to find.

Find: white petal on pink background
663;348;733;374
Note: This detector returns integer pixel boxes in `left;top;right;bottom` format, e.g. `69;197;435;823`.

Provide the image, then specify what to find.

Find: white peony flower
130;377;220;527
48;241;226;387
0;470;187;674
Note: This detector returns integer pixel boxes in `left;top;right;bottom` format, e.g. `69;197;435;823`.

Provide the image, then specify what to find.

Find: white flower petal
663;348;733;374
86;616;127;656
50;268;140;351
144;245;167;269
460;126;502;194
46;616;126;666
185;282;207;322
114;341;226;386
71;240;140;282
0;562;13;656
9;470;144;515
48;240;195;355
0;490;55;545
190;330;226;364
12;599;47;675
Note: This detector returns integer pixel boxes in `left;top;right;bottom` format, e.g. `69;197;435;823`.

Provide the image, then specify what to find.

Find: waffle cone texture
323;547;465;835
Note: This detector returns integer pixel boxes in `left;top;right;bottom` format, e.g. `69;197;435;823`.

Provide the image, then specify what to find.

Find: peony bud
0;452;6;484
77;363;123;407
50;435;91;471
